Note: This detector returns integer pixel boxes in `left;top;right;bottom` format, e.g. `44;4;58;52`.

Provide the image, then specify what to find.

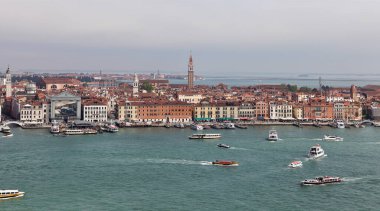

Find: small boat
50;121;60;134
189;134;221;139
288;160;303;168
212;160;239;166
323;135;343;141
83;128;98;134
165;124;171;128
202;125;211;129
190;124;204;131
301;176;342;185
217;143;230;148
235;124;248;129
174;123;185;128
223;122;235;129
373;122;380;127
104;125;119;133
211;124;222;129
0;190;25;199
1;126;11;133
2;133;13;137
308;144;325;159
336;120;345;129
267;130;279;141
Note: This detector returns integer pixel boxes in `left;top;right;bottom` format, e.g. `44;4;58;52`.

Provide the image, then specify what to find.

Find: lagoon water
1;126;380;210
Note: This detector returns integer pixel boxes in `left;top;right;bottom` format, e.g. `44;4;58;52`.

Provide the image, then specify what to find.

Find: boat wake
342;177;363;182
145;158;212;166
304;154;327;161
229;147;250;151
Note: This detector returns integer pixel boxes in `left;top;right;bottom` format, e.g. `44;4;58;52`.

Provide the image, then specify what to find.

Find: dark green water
0;126;379;210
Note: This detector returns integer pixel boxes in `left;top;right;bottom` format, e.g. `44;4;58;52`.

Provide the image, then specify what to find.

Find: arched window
51;84;57;89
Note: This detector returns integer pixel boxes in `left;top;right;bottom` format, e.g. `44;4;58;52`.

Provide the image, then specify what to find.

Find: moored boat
323;135;343;141
211;124;222;129
336;120;345;129
308;144;325;159
301;176;342;185
189;133;221;139
267;130;279;141
288;160;303;168
50;121;60;134
190;124;204;131
0;190;25;199
212;160;239;166
104;125;119;133
223;122;235;129
235;124;248;129
217;143;230;148
64;129;85;135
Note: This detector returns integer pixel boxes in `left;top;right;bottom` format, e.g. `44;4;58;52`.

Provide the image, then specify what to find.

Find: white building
82;99;108;122
177;92;203;104
20;102;47;124
270;102;293;120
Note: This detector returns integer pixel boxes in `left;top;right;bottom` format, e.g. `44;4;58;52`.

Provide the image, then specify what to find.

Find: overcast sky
1;0;380;75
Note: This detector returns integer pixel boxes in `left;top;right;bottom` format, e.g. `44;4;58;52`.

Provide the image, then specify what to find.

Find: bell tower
187;53;194;89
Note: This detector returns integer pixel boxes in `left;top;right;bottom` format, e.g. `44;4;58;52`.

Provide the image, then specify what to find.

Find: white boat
301;176;342;185
223;122;235;129
267;130;279;141
288;160;303;168
0;190;25;199
83;128;98;134
64;129;85;135
188;133;221;139
323;135;343;141
1;126;11;133
308;144;325;159
2;133;13;138
50;120;60;134
336;120;345;129
104;125;119;133
217;143;230;148
190;124;203;131
373;122;380;127
174;123;185;128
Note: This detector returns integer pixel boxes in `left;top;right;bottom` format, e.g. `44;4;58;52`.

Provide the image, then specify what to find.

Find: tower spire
187;52;194;89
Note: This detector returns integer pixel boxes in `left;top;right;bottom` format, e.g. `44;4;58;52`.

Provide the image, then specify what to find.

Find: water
1;126;380;210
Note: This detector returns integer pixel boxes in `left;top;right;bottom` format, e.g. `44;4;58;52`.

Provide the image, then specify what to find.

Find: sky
1;0;380;75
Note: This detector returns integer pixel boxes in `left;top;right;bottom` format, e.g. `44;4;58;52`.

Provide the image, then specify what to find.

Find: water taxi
103;125;119;133
0;190;25;199
288;160;303;168
223;122;235;129
267;130;279;141
1;126;11;133
64;129;85;135
212;160;239;166
217;143;230;148
188;134;221;139
83;128;98;134
323;135;343;141
190;124;204;131
2;133;13;137
301;176;342;185
336;120;345;129
308;144;325;159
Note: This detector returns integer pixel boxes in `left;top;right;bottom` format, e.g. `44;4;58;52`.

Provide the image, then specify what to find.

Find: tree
141;82;153;93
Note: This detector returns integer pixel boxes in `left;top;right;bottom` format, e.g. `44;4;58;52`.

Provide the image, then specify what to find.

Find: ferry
301;176;342;185
188;133;221;139
190;124;204;131
323;135;343;141
64;129;85;135
288;160;303;168
0;190;25;199
308;144;325;159
217;143;230;148
267;130;279;141
212;160;239;166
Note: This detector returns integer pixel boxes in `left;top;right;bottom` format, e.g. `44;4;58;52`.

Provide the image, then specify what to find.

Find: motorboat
217;143;230;149
64;129;85;135
50;121;60;134
288;160;303;168
0;190;25;199
174;123;185;128
2;132;13;138
190;124;204;131
223;122;235;129
373;122;380;127
83;128;98;134
336;120;345;129
1;125;11;133
301;176;342;185
189;134;221;139
308;144;325;159
235;124;248;129
202;124;211;129
103;125;119;133
267;130;279;141
211;160;239;166
211;124;222;129
323;135;343;141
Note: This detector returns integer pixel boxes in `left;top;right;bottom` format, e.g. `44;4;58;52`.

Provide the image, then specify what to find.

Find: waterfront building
42;78;81;93
81;98;108;122
115;100;126;121
303;100;334;121
48;91;81;121
128;101;192;123
292;105;304;120
176;91;203;104
20;102;47;124
125;101;139;122
238;102;256;120
371;104;380;120
269;102;293;120
333;102;345;120
187;53;194;89
194;101;239;121
255;101;269;120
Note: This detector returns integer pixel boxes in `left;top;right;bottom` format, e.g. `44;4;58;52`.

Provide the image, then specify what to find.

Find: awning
194;118;211;121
